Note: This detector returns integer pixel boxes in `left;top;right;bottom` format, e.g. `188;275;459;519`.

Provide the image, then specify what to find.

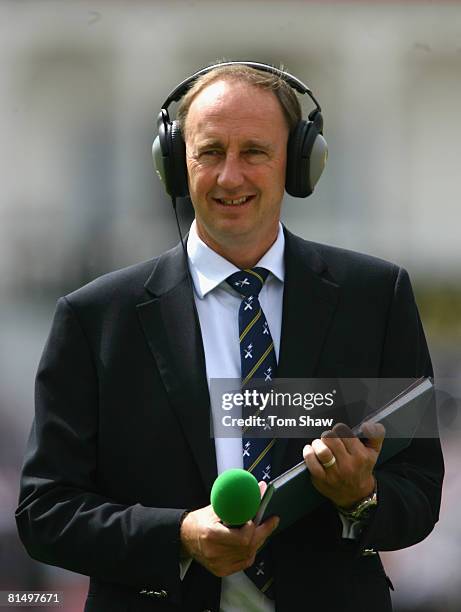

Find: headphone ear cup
309;131;328;193
153;110;172;195
285;119;328;198
153;111;189;199
286;121;309;197
169;120;189;198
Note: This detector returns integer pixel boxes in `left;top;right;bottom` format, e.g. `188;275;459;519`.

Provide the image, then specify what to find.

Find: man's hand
180;481;279;577
303;422;385;509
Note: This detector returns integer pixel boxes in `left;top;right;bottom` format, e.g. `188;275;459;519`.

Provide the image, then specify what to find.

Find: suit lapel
137;243;217;494
273;229;340;474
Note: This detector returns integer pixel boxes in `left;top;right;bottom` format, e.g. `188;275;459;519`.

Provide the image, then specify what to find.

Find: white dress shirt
183;220;358;612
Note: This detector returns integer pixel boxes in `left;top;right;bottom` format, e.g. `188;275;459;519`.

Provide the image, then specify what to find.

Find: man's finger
360;421;386;451
258;480;268;498
303;444;325;478
254;515;279;549
316;433;351;461
311;437;341;466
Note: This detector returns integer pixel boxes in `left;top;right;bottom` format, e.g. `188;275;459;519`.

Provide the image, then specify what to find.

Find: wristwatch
337;480;378;522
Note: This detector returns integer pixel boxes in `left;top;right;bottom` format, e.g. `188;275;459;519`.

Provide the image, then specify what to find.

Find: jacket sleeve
15;297;186;604
358;266;444;553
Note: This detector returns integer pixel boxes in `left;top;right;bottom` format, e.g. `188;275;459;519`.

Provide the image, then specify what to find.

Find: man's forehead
190;78;268;107
185;78;287;138
188;79;283;117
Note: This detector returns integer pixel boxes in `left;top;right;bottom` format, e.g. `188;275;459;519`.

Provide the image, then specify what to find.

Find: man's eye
246;149;266;156
201;149;221;157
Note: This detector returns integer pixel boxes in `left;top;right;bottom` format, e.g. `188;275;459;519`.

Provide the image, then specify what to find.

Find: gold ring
321;456;336;469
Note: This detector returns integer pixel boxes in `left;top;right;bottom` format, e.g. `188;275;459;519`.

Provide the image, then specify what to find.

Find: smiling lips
213;195;255;206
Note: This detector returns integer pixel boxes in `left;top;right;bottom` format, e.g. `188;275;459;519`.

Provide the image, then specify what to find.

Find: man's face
184;79;289;259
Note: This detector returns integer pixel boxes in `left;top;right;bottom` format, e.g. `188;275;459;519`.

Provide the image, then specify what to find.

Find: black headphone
152;61;328;201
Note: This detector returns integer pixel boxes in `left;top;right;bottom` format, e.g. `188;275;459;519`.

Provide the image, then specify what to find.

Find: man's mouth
213;195;255;206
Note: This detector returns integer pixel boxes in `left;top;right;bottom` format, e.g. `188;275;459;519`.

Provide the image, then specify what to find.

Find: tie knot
226;267;269;298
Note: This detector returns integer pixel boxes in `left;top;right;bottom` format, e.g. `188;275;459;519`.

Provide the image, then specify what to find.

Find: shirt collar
187;219;285;299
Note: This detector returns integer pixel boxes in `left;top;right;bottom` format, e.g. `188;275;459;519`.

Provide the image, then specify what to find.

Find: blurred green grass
414;284;461;344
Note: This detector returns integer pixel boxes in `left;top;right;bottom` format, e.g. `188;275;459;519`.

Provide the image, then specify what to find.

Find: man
16;63;444;612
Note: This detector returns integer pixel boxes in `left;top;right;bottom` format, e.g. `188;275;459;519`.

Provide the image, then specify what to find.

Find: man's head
178;65;302;266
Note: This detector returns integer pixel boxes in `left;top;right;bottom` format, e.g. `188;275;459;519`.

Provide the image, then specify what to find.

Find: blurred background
1;0;460;610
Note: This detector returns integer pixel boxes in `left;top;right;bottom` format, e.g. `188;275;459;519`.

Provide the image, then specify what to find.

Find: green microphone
211;468;261;527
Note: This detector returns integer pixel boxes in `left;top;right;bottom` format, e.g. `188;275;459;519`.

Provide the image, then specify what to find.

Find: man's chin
213;220;260;242
197;220;256;249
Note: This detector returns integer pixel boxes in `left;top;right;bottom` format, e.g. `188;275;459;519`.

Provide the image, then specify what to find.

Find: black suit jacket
16;229;444;612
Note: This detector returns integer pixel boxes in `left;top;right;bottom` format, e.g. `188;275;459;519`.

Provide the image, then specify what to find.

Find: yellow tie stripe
242;342;274;387
239;308;262;343
247;438;276;473
261;577;274;593
244;268;265;285
242;406;263;435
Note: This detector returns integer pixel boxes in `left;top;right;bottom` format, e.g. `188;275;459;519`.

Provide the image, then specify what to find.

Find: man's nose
216;153;244;190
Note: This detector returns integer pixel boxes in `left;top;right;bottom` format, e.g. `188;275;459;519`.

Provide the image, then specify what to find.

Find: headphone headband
161;60;322;113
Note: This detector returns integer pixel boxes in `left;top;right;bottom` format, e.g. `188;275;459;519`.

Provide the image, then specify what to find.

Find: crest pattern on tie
226;267;276;599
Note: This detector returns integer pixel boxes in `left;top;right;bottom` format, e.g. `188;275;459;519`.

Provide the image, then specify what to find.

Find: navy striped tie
226;267;276;599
